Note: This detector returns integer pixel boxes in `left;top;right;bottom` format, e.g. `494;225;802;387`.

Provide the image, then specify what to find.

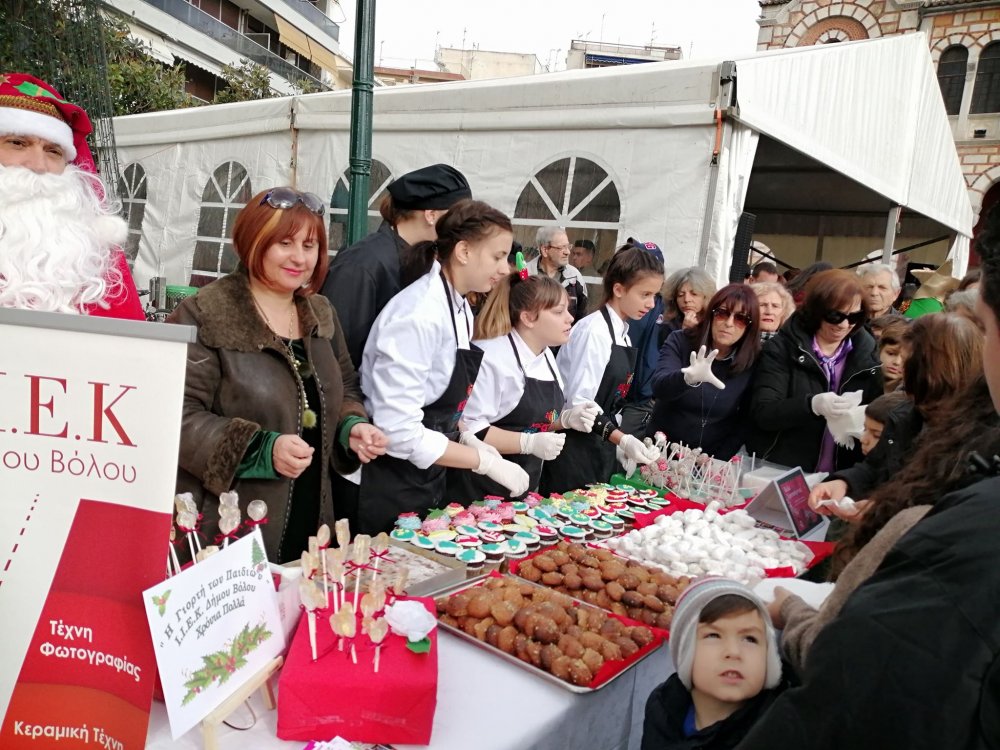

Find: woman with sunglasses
647;284;761;459
170;188;388;563
357;200;530;534
747;269;882;473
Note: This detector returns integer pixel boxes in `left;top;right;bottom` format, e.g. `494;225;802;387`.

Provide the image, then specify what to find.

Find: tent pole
881;205;900;264
347;0;377;245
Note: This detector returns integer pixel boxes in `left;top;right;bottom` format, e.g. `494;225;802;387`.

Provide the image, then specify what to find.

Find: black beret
387;163;471;210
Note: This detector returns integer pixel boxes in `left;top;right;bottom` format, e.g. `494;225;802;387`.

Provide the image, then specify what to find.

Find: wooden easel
200;655;283;750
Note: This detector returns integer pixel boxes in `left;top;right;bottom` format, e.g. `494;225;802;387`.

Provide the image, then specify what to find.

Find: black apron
358;274;484;534
447;334;564;502
540;307;636;494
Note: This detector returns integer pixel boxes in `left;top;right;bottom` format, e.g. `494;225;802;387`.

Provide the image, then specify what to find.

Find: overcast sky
334;1;762;71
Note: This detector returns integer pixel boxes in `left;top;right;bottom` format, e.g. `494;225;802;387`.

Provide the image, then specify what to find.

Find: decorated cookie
390;528;416;542
434;540;462;556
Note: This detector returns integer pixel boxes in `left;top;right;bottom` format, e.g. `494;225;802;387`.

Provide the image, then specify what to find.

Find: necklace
250;292;317;429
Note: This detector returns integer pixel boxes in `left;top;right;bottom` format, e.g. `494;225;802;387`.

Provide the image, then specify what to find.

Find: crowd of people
3;73;1000;749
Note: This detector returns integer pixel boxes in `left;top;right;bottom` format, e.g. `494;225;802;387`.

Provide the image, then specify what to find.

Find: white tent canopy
111;33;972;290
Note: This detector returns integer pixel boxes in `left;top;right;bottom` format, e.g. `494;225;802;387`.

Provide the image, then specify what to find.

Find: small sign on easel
744;467;829;541
143;528;285;739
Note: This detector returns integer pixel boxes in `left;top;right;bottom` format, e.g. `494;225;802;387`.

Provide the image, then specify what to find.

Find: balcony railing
138;0;327;89
276;0;340;42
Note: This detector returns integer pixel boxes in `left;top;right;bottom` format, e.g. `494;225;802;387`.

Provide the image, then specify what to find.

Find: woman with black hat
321;163;472;369
357;200;530;533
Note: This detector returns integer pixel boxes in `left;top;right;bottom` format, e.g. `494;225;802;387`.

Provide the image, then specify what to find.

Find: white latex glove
682;346;726;390
519;431;567;460
616;435;660;477
459;430;500;457
811;392;854;419
473;448;530;497
559;401;601;432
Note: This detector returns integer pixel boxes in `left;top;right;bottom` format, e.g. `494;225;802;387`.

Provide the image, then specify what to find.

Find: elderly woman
751;281;794;341
170;188;387;563
661;267;716;335
648;284;762;459
747;270;882;473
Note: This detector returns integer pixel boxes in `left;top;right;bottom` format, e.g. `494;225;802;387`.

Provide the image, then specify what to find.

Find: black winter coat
648;329;756;459
321;222;407;370
642;674;783;750
737;475;1000;750
828;398;922;497
746;314;882;472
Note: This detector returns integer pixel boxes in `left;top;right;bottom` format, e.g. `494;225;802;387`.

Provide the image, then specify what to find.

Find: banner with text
0;310;191;750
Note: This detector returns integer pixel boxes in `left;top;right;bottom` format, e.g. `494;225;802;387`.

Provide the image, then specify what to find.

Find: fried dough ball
622;590;645;608
630;626;655;648
519;561;542;582
490;600;517;627
563;573;583;591
498;626;518;654
558;634;584;659
467;593;493;619
550;550;571;566
614;636;640;658
541;643;563;671
599;639;623;662
637;581;659;597
446;591;471;617
541;571;564;586
473;616;495;640
599;560;626;581
485;623;502;647
581;647;604;674
551;655;573;680
535;555;558;573
568;659;594;686
618;573;641;591
606;581;626;602
643;595;666;613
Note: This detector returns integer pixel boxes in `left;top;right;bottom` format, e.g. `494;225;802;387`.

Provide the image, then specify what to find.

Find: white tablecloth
145;631;672;750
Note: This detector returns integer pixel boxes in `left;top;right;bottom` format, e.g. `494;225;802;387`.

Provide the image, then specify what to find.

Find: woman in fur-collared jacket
169;188;386;563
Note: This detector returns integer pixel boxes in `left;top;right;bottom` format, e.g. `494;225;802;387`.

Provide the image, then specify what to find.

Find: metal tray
432;574;663;694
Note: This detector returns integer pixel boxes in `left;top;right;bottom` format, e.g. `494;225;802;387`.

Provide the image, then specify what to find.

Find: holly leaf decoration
181;622;273;704
406;637;432;654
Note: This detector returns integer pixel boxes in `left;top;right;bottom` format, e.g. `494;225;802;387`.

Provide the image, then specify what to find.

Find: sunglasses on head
823;309;866;326
712;307;753;328
260;187;326;216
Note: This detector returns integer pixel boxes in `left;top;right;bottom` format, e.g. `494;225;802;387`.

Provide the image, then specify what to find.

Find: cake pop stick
299;578;325;661
325;546;346;613
370;531;389;589
369;617;389;673
317;524;331;606
168;527;182;576
177;510;198;562
351;535;370;607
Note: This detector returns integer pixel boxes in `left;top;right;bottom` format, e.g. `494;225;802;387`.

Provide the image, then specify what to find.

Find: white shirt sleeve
363;312;452;470
557;312;613;408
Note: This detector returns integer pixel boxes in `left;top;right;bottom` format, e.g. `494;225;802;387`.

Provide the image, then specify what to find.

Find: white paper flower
385;601;438;642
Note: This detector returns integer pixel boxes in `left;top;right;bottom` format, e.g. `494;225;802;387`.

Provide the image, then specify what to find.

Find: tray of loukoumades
434;573;665;693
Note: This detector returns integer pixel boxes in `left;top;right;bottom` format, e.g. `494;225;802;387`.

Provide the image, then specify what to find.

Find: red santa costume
0;73;144;320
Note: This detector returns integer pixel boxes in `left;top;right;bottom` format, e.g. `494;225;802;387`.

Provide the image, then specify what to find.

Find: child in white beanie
641;577;785;750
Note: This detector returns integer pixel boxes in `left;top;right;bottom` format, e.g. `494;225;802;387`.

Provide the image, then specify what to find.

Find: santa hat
0;73;95;172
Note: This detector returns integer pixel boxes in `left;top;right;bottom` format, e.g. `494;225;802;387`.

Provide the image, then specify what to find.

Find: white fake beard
0;165;127;313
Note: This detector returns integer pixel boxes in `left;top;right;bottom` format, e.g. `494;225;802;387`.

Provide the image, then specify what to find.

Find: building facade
102;0;351;101
757;0;1000;237
565;40;682;69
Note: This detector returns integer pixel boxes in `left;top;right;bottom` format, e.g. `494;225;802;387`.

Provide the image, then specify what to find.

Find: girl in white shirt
449;273;601;501
542;245;664;493
358;201;530;532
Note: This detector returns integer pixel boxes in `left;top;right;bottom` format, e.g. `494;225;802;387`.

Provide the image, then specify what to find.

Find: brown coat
168;270;366;560
779;504;931;674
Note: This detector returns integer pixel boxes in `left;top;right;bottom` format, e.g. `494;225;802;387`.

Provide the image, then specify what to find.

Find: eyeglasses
546;243;572;252
823;309;866;326
260;187;326;216
712;307;752;328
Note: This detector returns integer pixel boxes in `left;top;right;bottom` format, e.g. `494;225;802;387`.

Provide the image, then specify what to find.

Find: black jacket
647;329;756;459
737;475;1000;750
827;398;922;496
642;674;783;750
320;222;407;370
746;314;882;472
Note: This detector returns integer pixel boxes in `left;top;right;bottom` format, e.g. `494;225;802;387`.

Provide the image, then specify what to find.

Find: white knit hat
669;576;782;691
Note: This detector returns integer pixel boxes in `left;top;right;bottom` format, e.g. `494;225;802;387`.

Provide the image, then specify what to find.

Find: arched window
972;42;1000;114
513;156;622;273
938;45;968;116
328;160;393;254
117;163;147;261
191;161;252;287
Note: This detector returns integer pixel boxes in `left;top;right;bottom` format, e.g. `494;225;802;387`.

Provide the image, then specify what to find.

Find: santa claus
0;73;144;319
